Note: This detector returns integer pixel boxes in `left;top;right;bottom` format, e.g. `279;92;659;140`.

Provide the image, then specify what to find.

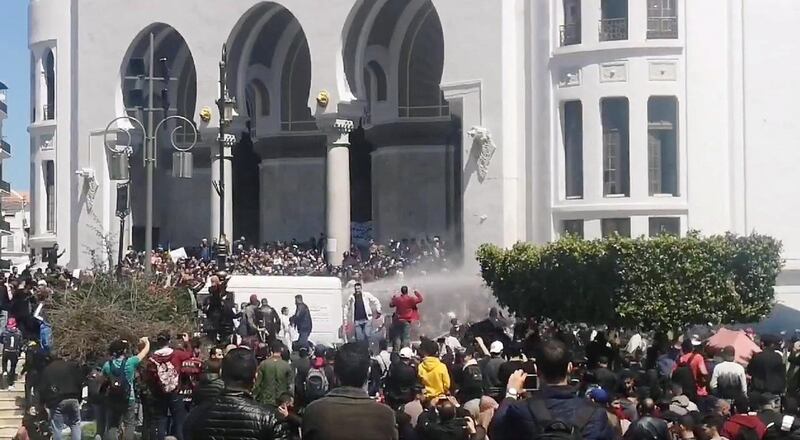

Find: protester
102;337;150;440
747;335;786;395
290;295;312;350
2;318;22;390
253;340;294;406
489;339;614;440
142;332;190;440
345;282;382;344
184;347;288;440
418;339;451;400
390;286;423;350
191;358;224;408
37;356;84;440
302;342;398;440
710;345;748;400
279;307;295;350
674;336;709;400
386;347;421;409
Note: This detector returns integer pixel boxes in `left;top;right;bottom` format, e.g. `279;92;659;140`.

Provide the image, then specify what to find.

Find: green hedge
477;232;783;330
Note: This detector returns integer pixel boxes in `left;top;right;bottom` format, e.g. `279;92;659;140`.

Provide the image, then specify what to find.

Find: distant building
0;81;13;269
1;192;29;269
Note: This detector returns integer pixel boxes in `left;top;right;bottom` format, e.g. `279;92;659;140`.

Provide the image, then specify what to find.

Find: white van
198;276;344;346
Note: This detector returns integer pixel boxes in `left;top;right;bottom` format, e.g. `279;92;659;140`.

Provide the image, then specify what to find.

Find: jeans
296;330;311;350
145;394;186;440
393;321;412;351
50;398;81;440
92;403;107;439
3;351;18;386
104;403;137;440
354;320;372;343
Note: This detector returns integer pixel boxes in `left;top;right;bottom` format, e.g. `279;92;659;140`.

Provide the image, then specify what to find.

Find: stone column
325;119;354;266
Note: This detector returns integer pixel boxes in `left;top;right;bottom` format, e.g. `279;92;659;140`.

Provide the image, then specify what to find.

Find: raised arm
136;337;151;361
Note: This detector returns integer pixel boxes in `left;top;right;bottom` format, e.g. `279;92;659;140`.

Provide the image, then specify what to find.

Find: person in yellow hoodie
417;338;451;398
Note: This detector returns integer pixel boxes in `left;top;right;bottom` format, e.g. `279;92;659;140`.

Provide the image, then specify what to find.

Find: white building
0;82;13;268
1;192;30;269
26;0;800;294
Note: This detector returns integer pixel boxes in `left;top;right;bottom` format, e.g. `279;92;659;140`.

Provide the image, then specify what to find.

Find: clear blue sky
0;1;29;191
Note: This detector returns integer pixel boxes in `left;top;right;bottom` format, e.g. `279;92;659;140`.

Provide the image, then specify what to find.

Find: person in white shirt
279;306;296;350
710;345;748;399
345;282;382;343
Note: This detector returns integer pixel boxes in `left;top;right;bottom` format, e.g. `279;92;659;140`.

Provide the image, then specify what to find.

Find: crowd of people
12;262;800;440
118;235;451;287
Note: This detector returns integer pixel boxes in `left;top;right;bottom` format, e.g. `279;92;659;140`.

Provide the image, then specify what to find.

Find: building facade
26;0;800;293
0;82;13;268
1;192;30;269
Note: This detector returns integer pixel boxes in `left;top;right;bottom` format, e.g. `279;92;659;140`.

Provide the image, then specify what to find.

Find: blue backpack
39;322;52;353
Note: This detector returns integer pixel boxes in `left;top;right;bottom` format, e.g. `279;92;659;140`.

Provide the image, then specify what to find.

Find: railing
0;180;11;195
0;138;11;156
647;17;678;39
43;104;54;120
0;220;10;234
398;104;450;119
0;100;6;115
599;18;628;41
280;120;319;132
560;24;581;46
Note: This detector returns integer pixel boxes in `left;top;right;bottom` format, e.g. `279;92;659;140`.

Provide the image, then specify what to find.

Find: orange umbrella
706;328;761;365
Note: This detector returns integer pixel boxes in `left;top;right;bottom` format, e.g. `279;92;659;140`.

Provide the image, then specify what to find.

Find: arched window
44;49;55;120
398;4;447;118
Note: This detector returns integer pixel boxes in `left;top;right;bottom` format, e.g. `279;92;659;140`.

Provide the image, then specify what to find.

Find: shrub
477;232;783;331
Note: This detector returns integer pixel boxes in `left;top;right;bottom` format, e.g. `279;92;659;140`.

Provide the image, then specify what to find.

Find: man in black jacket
37;356;85;440
185;347;288;440
748;335;786;395
191;358;224;408
290;295;312;350
385;347;420;409
489;339;614;440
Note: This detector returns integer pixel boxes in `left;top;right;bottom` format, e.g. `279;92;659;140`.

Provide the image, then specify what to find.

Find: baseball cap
37;280;47;287
690;335;702;346
588;387;610;404
399;347;414;359
490;341;504;354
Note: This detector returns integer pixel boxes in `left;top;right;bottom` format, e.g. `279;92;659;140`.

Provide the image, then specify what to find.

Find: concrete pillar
324;119;354;265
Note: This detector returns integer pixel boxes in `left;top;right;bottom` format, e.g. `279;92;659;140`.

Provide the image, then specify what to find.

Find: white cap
690;335;702;346
490;341;504;354
37;280;47;287
399;347;414;359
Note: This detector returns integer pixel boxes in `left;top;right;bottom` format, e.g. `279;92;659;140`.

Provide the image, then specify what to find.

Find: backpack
304;367;329;401
105;357;131;403
527;398;596;440
3;330;20;353
39;323;52;353
672;353;699;394
149;357;180;394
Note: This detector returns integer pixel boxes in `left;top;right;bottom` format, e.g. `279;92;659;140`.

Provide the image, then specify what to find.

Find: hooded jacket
418;356;451;399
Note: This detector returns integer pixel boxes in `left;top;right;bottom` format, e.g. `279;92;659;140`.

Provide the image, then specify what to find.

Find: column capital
332;118;355;134
321;118;354;146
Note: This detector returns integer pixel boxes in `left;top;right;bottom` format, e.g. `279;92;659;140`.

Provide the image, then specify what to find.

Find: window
648;0;678;39
560;0;581;46
600;0;628;41
648;97;678;196
562;220;584;238
601;98;630;197
602;218;631;238
563;101;583;198
649;217;680;236
5;236;14;253
44;160;55;232
44;50;55;120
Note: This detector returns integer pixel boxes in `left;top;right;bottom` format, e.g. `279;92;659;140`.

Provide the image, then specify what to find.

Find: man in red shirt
390;286;423;350
674;336;709;399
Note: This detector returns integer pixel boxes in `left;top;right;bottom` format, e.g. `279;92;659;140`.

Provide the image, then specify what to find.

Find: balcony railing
0;180;10;195
43;104;54;120
0;220;10;234
398;104;450;119
280;120;319;132
599;18;628;41
647;17;678;39
0;100;6;114
559;24;581;46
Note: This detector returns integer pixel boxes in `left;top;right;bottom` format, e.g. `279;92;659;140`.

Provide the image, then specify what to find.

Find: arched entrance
226;2;321;245
342;0;463;258
120;23;201;249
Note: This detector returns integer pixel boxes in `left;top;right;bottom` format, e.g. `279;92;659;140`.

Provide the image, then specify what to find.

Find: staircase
0;386;24;439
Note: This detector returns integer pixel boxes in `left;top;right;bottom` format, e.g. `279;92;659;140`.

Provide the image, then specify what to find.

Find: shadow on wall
356;270;498;339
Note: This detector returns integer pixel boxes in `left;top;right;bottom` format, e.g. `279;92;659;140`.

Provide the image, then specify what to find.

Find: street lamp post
215;44;237;269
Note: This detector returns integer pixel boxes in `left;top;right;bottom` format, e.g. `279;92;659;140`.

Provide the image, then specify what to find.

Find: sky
0;1;29;191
